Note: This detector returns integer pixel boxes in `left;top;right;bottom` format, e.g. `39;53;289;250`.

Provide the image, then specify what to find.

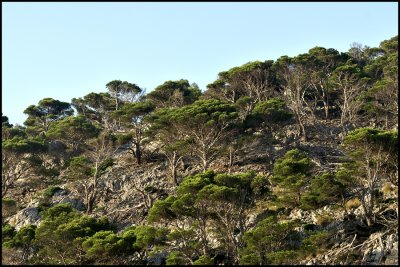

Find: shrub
2;198;16;206
268;250;298;264
2;224;16;247
42;186;63;199
315;213;334;226
166;251;189;265
194;255;214;265
381;182;394;196
300;230;333;257
345;198;361;210
2;198;18;218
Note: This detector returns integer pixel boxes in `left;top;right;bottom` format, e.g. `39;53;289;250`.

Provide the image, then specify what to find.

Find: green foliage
71;92;115;123
106;80;142;110
176;171;215;196
166;251;190;265
166;228;201;261
340;128;398;225
2;197;17;207
147;196;177;223
42;186;63;199
205;60;277;103
148;170;270;264
146;107;193;153
300;230;333;256
240;216;299;265
344;127;397;153
2;126;26;140
194;255;214;265
12;225;37;248
245;98;293;132
147;79;201;108
176;99;238;124
2;224;36;265
23;98;74;136
268;250;299;264
2;136;47;154
300;172;345;210
34;204;112;264
67;156;92;180
2;35;398;265
2;114;12;128
2;198;18;218
98;157;114;173
132;225;168;251
82;230;131;263
113;101;155;122
113;132;133;145
379;35;398;54
37;186;64;213
270;149;314;207
2;224;16;248
47;115;99;150
342;127;398;185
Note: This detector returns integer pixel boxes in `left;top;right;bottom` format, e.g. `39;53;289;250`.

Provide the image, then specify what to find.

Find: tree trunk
228;147;234;174
135;142;141;165
86;196;95;214
171;164;177;185
201;150;209;172
168;151;180;185
295;112;307;141
323;99;329;120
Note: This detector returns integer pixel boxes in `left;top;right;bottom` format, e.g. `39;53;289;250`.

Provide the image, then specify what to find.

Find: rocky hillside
2;35;398;265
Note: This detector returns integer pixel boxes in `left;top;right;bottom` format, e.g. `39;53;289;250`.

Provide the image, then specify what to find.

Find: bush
381;182;394;196
345;198;361;210
2;198;16;206
2;224;16;247
2;198;18;218
300;230;333;257
42;186;63;199
12;225;36;248
38;186;66;214
315;213;334;226
166;251;189;265
300;172;346;210
268;250;298;264
193;255;214;265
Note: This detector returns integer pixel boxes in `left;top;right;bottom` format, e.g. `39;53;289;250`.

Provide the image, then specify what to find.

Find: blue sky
2;2;398;125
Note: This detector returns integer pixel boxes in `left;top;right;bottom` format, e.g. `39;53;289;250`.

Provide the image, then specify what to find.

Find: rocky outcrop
50;189;85;211
92;160;175;228
361;232;398;265
7;206;41;230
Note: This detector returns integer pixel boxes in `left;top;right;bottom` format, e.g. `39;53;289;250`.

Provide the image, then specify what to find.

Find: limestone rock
51;189;85;211
7;207;41;230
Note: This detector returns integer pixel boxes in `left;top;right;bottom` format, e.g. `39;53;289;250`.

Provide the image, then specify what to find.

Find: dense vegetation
2;36;398;265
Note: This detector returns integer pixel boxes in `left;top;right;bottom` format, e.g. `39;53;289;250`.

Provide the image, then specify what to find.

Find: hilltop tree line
2;36;398;265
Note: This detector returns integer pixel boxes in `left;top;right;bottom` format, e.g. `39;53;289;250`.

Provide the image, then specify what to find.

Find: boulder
7;207;41;230
51;190;85;211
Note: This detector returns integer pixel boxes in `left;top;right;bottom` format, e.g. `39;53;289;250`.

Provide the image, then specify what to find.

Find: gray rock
8;207;41;230
50;189;85;211
384;241;398;265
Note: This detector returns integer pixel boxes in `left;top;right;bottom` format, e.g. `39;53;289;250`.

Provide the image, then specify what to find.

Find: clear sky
2;2;398;125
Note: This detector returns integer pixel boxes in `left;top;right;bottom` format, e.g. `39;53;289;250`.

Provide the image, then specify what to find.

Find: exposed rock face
6;188;86;230
291;204;398;266
91;160;175;228
50;189;85;211
7;206;41;230
362;233;398;265
384;241;398;265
